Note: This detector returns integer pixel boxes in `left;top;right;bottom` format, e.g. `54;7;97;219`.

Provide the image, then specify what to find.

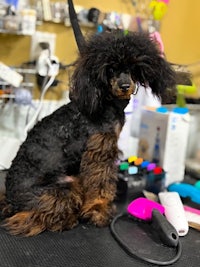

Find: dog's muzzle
111;73;136;99
118;73;132;91
119;83;131;92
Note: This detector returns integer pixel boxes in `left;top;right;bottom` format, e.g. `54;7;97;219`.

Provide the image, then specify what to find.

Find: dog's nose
120;84;130;92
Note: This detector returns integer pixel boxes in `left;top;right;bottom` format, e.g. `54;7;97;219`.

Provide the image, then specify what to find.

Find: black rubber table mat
0;216;199;267
0;171;199;267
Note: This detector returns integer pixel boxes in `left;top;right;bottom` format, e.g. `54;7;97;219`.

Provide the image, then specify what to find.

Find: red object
153;166;163;175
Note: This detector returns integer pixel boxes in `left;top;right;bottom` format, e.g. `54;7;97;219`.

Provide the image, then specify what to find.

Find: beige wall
161;0;200;96
161;0;200;64
0;0;199;98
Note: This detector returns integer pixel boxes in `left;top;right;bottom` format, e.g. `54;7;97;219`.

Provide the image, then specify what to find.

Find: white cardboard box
137;107;190;186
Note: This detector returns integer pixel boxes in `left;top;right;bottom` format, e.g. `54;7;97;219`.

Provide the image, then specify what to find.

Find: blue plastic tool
168;183;200;204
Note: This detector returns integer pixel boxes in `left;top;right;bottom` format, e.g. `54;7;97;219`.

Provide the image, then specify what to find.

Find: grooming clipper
159;192;189;236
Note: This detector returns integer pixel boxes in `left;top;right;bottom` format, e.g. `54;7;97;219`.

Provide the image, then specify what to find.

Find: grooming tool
127;197;164;220
147;163;156;172
159;192;189;236
128;166;138;175
134;157;143;166
145;166;166;194
168;183;200;204
117;157;166;195
128;155;137;164
184;206;200;231
153;166;163;175
119;161;129;171
111;197;181;265
117;161;146;194
176;79;197;108
127;197;179;247
141;160;150;168
194;181;200;190
184;205;200;216
151;209;179;247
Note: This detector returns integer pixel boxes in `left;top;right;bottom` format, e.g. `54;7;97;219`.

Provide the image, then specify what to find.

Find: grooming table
0;171;199;267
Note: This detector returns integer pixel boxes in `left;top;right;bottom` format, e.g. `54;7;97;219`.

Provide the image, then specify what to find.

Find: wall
161;0;200;64
161;0;200;96
0;0;200;99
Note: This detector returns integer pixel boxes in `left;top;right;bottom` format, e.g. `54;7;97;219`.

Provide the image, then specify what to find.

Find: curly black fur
0;30;176;236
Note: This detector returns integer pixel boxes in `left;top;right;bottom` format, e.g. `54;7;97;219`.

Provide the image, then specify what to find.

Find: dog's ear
134;54;176;99
70;64;104;118
148;57;176;98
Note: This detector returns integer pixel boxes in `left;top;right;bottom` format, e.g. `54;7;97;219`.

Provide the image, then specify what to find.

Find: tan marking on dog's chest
114;122;123;138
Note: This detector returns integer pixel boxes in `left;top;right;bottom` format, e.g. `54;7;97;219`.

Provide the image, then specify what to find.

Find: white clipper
159;191;189;236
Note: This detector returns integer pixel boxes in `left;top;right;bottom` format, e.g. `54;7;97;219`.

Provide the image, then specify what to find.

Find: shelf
0;81;34;88
0;67;36;89
0;28;35;36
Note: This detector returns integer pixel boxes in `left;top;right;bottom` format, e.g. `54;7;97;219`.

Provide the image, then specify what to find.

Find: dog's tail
68;0;86;54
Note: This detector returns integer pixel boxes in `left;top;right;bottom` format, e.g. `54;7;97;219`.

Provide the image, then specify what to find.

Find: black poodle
0;0;176;236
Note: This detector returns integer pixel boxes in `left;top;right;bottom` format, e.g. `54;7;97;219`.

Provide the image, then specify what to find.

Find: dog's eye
108;68;114;74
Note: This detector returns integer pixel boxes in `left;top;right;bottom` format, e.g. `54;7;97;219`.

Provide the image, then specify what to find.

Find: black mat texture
0;171;199;267
0;210;199;267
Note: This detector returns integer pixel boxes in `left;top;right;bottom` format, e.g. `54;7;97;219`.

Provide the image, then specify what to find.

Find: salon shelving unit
0;28;34;35
0;2;37;36
0;67;36;103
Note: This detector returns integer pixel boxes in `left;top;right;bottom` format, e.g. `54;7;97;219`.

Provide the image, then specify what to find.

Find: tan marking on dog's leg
80;133;119;227
3;179;83;236
4;211;46;236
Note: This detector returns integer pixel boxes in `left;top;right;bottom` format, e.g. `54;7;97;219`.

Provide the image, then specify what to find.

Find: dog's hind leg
3;180;83;236
0;193;14;220
80;133;119;227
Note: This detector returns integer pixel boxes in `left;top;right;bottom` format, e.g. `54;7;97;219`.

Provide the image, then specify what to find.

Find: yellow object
128;156;137;163
176;83;197;107
149;0;168;20
177;83;197;94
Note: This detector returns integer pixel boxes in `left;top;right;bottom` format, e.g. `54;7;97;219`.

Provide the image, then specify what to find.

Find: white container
20;9;36;35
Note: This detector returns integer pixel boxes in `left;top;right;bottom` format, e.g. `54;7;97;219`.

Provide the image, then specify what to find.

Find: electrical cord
110;212;182;266
22;55;74;140
59;61;76;70
22;43;60;140
23;74;56;139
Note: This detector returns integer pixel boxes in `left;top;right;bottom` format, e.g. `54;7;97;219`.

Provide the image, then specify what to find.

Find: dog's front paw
90;209;112;227
81;201;116;227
